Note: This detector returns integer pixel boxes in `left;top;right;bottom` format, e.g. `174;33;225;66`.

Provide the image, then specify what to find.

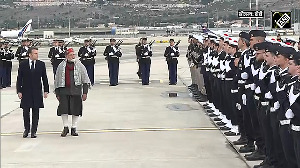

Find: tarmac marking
14;141;40;153
1;127;218;136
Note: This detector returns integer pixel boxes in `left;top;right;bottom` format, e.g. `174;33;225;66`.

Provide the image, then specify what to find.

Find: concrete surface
1;44;248;168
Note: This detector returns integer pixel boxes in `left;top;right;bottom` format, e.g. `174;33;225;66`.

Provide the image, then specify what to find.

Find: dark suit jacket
16;60;49;109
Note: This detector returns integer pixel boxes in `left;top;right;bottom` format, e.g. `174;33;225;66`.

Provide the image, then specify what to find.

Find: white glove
190;63;195;68
255;86;261;94
242;94;247;105
270;107;276;112
109;52;114;56
274;101;280;110
241;72;248;79
265;91;273;99
236;103;241;110
250;84;256;90
285;109;294;119
171;53;175;56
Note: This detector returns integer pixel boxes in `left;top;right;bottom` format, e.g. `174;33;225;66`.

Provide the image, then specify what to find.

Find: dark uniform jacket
103;45;122;63
78;46;96;66
164;46;179;64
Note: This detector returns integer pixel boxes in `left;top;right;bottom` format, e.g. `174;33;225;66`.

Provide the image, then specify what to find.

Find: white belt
231;90;238;93
6;60;12;62
141;56;150;58
261;102;269;106
1;59;6;61
84;58;93;60
245;84;251;89
291;124;300;132
254;95;260;100
280;120;290;125
110;56;119;58
56;58;65;60
225;78;233;81
238;80;246;84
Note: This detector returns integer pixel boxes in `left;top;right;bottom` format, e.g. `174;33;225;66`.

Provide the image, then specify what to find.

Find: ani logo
272;11;291;29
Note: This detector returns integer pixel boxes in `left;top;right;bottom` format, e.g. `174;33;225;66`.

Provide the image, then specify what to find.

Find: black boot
61;127;69;137
71;128;79;136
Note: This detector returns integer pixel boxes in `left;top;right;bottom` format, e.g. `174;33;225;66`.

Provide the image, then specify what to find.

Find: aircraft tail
18;19;32;38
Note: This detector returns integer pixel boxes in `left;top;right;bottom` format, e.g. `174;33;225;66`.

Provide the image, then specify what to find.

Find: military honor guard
48;39;60;76
103;38;122;86
137;38;152;85
49;39;67;76
164;39;180;85
15;38;30;63
78;39;97;85
2;41;14;87
54;48;91;137
16;47;49;138
135;38;143;79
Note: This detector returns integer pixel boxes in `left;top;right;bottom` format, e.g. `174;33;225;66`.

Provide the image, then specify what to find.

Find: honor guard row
187;30;300;168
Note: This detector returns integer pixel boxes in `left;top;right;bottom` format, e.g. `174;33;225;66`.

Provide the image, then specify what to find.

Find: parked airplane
0;19;32;38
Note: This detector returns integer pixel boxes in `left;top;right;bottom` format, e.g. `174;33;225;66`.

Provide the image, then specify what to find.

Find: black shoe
233;137;248;145
245;150;265;161
206;109;214;113
224;131;240;136
169;83;176;85
204;106;212;109
71;128;79;136
239;144;255;153
61;127;69;137
216;121;226;126
23;130;29;138
253;160;265;168
109;84;117;86
197;97;208;102
31;132;37;138
220;126;231;130
214;117;222;121
209;113;218;117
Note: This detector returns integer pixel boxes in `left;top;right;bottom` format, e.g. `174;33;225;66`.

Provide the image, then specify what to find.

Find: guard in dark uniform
78;39;96;85
138;38;152;85
15;39;30;63
103;38;122;86
135;38;142;79
0;42;4;88
287;52;300;168
164;39;180;85
51;40;67;76
48;39;60;76
3;41;14;87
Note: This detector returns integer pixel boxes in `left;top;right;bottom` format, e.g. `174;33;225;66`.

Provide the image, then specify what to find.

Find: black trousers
203;71;212;102
238;87;255;144
279;124;298;168
259;106;277;166
23;108;39;133
270;112;287;168
246;90;264;151
292;130;300;168
225;80;237;124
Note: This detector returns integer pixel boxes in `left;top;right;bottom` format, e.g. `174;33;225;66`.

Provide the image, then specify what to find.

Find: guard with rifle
15;38;30;63
2;41;14;87
0;41;4;88
138;38;153;85
164;39;180;85
51;39;67;76
78;39;97;85
103;38;122;86
135;38;143;79
48;39;60;76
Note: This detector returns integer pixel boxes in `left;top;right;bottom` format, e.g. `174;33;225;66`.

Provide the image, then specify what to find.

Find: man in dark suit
16;47;49;138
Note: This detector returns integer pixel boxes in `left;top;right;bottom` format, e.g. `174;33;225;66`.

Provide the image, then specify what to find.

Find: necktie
31;61;34;71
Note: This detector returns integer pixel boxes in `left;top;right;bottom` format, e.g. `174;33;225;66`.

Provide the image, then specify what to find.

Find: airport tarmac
1;44;249;168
